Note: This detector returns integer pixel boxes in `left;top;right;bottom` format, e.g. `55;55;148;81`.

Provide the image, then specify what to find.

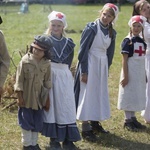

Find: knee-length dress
76;20;114;121
118;36;146;111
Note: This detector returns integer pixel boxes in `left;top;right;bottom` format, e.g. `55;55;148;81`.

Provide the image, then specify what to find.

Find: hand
120;77;128;87
17;98;25;107
80;73;88;83
43;96;50;112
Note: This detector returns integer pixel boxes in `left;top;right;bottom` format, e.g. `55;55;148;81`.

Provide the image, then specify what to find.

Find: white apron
141;22;150;122
141;45;150;121
77;22;111;121
118;42;146;111
43;62;76;124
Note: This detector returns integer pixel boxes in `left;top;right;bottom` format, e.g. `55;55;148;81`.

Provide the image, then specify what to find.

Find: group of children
1;0;150;149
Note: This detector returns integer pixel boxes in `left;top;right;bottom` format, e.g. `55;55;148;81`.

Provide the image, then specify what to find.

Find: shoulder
21;53;30;61
84;22;97;34
144;21;150;28
43;59;51;66
65;37;75;48
121;37;131;49
0;30;4;35
0;30;4;41
122;36;130;44
21;53;34;65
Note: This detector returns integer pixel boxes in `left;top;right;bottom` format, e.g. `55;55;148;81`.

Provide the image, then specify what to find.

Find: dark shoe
123;122;138;132
62;140;78;150
32;144;41;150
81;130;97;142
90;121;109;134
50;139;61;149
132;117;146;129
22;146;33;150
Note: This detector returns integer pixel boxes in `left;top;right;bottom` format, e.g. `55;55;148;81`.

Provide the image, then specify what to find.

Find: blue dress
41;35;81;142
75;19;116;121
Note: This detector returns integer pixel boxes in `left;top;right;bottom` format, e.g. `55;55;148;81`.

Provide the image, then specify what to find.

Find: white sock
32;132;38;146
21;129;32;146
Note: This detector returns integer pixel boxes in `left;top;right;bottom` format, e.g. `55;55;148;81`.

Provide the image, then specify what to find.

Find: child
74;3;119;142
14;35;52;150
41;11;81;149
141;2;150;124
0;16;10;103
132;0;150;124
117;15;147;131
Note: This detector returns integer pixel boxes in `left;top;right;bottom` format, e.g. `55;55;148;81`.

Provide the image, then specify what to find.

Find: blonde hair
45;21;66;37
99;7;115;38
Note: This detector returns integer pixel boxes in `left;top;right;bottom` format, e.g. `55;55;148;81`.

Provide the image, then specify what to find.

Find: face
131;22;143;36
140;2;150;18
32;47;45;61
50;20;64;38
100;9;115;26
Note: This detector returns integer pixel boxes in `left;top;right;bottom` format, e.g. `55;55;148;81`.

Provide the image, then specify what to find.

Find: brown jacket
0;31;10;87
14;53;51;110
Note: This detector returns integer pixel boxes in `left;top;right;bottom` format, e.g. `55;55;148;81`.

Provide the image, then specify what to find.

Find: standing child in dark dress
118;15;147;131
14;35;52;150
74;3;119;142
41;11;81;150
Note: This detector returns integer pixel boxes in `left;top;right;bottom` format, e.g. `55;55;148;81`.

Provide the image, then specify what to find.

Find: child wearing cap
0;16;10;103
117;15;147;131
41;11;81;149
14;35;52;150
74;3;119;141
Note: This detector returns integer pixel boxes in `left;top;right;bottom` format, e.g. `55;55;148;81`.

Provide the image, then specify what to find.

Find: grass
0;3;150;150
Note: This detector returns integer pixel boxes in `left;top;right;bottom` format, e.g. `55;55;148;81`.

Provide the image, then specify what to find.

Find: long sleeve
0;31;10;87
78;22;97;74
14;61;24;91
107;29;116;68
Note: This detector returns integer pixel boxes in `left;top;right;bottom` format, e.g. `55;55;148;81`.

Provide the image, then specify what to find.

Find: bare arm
120;53;129;87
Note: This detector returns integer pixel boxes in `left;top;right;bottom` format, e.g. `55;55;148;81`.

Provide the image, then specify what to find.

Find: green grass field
0;3;150;150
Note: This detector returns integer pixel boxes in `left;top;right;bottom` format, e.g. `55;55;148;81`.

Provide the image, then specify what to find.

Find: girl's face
140;3;150;18
131;22;143;36
100;9;115;26
50;20;64;38
32;47;45;61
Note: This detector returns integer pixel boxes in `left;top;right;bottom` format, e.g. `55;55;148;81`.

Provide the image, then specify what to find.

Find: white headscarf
128;15;147;28
103;3;119;24
48;11;67;28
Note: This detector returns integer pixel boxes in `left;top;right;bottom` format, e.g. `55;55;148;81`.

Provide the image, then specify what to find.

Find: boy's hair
30;35;53;59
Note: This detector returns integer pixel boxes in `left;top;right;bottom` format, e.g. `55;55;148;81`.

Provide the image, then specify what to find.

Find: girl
41;11;81;150
14;35;52;150
74;3;119;142
117;15;147;131
132;0;150;124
